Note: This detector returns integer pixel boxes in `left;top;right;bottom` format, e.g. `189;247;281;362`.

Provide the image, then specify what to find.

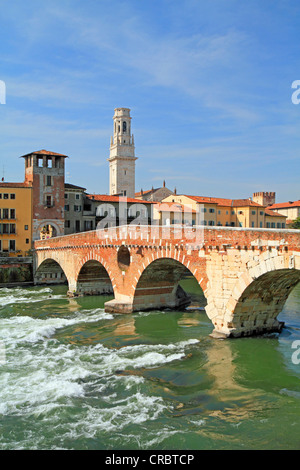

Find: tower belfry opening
108;108;137;199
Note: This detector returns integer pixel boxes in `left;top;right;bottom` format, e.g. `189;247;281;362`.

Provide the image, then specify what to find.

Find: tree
291;217;300;229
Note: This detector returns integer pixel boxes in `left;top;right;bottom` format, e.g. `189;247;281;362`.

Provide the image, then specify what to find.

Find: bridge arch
75;257;114;296
132;256;206;312
224;265;300;337
35;258;68;285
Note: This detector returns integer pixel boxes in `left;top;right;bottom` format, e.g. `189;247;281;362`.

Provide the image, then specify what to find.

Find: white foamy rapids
0;309;113;347
0;287;63;307
0;331;199;426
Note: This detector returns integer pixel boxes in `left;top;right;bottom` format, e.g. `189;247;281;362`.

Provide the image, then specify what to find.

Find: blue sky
0;0;300;201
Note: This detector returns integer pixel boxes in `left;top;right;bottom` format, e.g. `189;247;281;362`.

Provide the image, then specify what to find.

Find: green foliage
291;217;300;229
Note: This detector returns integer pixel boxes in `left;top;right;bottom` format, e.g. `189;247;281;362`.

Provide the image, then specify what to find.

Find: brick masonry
34;225;300;338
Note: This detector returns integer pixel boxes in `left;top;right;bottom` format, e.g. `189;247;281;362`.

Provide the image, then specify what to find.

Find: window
209;208;215;213
10;224;16;234
251;222;255;227
75;220;80;232
252;211;256;215
46;158;52;168
10;209;15;219
260;211;264;216
271;222;275;228
282;223;286;228
3;194;8;199
46;196;52;207
2;209;8;219
238;211;243;215
74;205;82;212
38;158;43;167
75;194;80;200
46;176;52;186
10;194;15;199
2;224;9;234
267;222;270;228
84;221;93;231
208;220;214;226
260;222;263;228
26;239;30;244
0;194;2;199
123;121;127;132
65;220;70;228
64;205;69;211
9;240;15;252
277;223;281;228
24;225;28;230
65;193;68;199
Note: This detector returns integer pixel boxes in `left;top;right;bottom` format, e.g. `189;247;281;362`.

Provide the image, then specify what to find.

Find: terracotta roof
183;195;232;205
86;194;154;204
268;200;300;210
135;189;156;197
180;195;264;208
20;149;68;158
231;199;263;207
0;182;31;188
265;208;287;218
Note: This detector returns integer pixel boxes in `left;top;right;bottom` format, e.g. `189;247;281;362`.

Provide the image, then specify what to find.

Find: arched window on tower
123;121;127;133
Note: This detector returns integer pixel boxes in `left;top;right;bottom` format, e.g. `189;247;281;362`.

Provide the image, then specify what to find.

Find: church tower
108;108;137;198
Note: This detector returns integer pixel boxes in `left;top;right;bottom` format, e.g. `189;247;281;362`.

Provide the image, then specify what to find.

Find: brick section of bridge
34;225;300;338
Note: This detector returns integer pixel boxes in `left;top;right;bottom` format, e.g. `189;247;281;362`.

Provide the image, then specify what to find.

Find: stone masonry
34;225;300;338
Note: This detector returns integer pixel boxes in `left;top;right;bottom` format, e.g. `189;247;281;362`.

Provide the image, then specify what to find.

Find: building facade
157;194;287;228
64;183;87;235
267;200;300;225
0;183;32;256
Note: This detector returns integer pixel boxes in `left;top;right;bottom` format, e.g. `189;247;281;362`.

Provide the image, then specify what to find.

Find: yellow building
0;183;32;256
156;194;287;229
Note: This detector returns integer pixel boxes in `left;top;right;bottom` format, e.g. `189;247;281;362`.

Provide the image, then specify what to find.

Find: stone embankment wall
0;257;33;286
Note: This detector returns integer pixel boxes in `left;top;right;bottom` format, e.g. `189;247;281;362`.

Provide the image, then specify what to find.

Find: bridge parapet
34;225;300;251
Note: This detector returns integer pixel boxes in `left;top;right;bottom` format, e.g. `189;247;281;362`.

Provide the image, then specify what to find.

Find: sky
0;0;300;202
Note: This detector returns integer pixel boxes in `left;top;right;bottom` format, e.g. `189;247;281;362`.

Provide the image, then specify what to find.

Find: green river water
0;278;300;450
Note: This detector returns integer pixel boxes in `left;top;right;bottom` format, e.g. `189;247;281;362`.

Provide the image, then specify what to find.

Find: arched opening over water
231;268;300;336
77;260;113;296
35;259;67;285
132;257;206;312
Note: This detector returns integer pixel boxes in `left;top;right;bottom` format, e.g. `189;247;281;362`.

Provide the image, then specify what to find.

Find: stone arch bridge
34;225;300;339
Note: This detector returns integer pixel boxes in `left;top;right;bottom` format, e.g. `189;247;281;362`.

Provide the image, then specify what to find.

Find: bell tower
108;108;137;198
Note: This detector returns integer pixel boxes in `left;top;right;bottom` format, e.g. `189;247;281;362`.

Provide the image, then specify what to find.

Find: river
0;278;300;450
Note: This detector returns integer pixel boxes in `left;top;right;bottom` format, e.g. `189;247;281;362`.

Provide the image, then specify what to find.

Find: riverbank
0;257;33;286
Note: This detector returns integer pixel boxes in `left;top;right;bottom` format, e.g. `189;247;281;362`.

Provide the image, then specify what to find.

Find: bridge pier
104;284;191;314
